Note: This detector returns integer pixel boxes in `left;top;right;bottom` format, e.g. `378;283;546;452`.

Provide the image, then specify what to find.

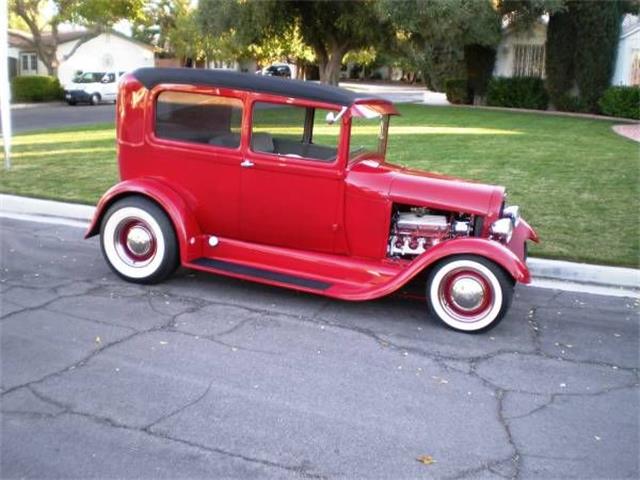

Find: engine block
388;212;450;256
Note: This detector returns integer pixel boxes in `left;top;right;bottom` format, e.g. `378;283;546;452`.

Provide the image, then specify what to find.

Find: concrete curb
10;101;66;110
1;193;638;293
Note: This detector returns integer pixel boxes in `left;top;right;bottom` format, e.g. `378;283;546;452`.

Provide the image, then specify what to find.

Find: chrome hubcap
450;276;485;311
126;226;153;256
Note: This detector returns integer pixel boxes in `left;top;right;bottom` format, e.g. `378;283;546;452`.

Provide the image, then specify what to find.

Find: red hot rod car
86;68;538;332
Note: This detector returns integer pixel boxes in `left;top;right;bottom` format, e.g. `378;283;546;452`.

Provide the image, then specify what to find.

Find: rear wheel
100;197;178;284
90;93;100;105
425;255;514;333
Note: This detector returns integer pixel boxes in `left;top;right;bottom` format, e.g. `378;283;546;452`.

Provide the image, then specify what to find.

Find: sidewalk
1;193;637;297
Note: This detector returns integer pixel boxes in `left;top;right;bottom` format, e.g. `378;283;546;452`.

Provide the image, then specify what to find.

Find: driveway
8;103;115;134
1;217;638;479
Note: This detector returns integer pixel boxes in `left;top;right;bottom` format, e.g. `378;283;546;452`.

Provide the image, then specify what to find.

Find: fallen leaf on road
416;455;435;465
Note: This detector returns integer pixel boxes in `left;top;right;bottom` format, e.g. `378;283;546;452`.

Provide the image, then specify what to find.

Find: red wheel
426;256;514;332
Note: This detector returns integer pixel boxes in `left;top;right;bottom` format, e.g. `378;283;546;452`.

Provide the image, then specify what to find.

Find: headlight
491;218;513;243
503;205;520;226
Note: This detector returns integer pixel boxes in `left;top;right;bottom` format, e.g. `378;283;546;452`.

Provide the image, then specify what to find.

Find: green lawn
1;105;638;267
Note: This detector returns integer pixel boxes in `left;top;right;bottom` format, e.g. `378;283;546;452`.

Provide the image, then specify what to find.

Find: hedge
11;76;63;102
445;79;469;105
598;86;640;120
486;77;549;110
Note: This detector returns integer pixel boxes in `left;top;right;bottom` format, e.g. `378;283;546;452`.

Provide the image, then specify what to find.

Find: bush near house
486;77;549;110
444;79;470;104
598;86;640;120
11;76;63;102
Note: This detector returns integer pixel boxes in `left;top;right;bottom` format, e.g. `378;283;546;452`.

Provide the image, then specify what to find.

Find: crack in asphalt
4;385;327;479
442;455;514;480
496;390;522;479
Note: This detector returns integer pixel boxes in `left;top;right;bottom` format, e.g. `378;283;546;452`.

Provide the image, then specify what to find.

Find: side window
155;91;243;147
251;102;340;162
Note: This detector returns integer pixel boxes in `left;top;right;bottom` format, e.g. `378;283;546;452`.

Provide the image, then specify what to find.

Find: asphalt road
7;103;115;133
1;217;638;480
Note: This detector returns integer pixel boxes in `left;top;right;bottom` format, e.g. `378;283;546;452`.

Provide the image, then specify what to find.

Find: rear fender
85;178;202;263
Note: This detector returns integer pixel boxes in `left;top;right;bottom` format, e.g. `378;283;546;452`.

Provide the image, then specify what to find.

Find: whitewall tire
100;197;178;284
426;255;514;333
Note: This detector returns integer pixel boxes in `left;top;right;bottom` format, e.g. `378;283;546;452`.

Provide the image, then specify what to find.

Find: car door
239;98;344;254
148;88;245;239
100;73;117;101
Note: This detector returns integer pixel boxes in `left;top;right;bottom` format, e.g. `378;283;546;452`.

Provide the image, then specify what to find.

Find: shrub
11;76;63;102
464;44;496;101
445;79;470;105
553;93;588;113
599;86;640;120
486;77;549;110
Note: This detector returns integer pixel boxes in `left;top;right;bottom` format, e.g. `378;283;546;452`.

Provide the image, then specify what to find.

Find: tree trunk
317;44;347;86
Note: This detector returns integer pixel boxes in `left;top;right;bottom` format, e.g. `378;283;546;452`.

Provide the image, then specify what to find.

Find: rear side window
155;91;243;148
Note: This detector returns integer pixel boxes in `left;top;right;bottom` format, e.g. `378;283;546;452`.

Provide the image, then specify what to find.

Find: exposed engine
388;207;473;257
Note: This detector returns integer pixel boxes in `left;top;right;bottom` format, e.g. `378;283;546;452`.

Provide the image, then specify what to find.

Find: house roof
132;68;386;107
8;30;34;49
621;14;640;39
8;28;154;51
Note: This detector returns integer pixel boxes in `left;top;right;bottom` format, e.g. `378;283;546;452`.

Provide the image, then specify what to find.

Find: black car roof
132;67;385;107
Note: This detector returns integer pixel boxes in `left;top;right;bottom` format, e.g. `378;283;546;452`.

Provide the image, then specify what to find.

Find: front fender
413;237;531;283
85;178;202;263
337;237;532;301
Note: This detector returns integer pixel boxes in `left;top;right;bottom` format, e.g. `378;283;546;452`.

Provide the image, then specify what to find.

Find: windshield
73;72;106;83
349;114;389;161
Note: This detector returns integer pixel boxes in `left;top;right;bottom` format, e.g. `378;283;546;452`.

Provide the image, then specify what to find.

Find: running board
191;257;332;291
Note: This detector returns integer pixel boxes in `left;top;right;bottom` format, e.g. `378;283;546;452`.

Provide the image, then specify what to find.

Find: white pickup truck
64;71;124;106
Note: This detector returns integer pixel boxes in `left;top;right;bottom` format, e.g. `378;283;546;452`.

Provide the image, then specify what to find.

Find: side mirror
326;107;347;125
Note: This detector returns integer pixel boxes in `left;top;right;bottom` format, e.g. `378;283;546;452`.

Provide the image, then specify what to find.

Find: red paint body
87;73;538;300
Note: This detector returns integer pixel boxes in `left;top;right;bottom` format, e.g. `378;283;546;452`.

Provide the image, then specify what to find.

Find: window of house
513;44;545;78
20;53;37;74
155;91;243;147
251;102;340;162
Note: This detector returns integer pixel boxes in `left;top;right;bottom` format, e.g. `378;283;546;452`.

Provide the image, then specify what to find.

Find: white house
8;29;155;86
612;15;640;86
493;20;548;79
493;14;640;86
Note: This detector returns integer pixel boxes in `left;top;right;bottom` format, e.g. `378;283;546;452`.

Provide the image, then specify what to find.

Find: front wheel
100;197;179;284
425;255;514;333
90;93;100;105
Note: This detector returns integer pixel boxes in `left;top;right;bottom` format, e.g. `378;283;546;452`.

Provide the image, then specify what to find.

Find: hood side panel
387;165;504;217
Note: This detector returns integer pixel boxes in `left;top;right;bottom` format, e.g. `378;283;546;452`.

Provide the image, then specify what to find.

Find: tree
198;0;391;85
10;0;144;76
131;0;189;54
286;1;391;85
573;1;624;111
544;8;576;109
544;0;632;112
379;0;502;91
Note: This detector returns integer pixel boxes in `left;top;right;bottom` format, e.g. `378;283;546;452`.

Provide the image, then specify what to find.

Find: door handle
240;159;254;168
